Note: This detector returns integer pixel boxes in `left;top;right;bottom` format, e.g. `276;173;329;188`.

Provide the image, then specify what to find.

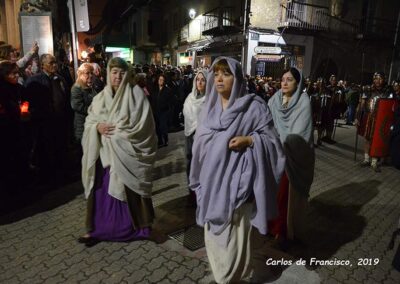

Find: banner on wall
19;12;53;56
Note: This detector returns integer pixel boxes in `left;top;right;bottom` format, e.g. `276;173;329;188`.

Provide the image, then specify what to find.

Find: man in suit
25;54;70;184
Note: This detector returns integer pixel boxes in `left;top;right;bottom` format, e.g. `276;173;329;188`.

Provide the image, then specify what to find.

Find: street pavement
0;122;400;283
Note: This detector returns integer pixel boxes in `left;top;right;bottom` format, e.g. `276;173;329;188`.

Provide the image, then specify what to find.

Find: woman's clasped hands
97;123;115;138
228;136;253;151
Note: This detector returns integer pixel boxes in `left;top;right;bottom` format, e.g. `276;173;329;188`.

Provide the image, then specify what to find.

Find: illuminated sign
255;54;283;62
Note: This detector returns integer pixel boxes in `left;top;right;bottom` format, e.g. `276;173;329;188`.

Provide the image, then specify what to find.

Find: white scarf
81;66;157;201
183;71;207;137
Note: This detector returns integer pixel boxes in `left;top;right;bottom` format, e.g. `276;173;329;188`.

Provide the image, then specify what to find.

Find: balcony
202;7;241;37
279;0;328;31
278;0;357;34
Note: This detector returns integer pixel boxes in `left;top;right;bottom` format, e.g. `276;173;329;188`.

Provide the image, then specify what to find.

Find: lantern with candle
20;101;29;114
20;101;30;121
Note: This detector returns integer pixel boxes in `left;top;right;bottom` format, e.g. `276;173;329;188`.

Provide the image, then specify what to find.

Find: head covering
182;70;207;136
82;58;157;201
268;67;315;197
373;71;385;79
202;57;247;130
190;57;285;246
289;67;301;83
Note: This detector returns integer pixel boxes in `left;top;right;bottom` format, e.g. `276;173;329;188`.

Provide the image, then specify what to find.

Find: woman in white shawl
78;57;157;247
268;67;315;246
182;70;207;205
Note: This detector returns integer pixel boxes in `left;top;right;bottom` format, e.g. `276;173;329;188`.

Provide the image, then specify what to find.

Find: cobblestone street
0;123;400;283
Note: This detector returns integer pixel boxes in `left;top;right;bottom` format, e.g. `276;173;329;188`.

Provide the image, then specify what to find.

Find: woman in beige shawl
78;57;157;247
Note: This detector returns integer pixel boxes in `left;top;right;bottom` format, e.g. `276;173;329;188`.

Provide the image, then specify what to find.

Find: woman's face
5;67;19;85
110;67;125;91
158;76;165;87
214;69;234;98
196;73;206;93
79;69;93;87
281;71;298;95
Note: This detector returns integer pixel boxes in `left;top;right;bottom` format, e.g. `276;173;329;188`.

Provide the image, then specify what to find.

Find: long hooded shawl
189;57;285;245
183;70;207;137
81;64;157;201
268;68;315;197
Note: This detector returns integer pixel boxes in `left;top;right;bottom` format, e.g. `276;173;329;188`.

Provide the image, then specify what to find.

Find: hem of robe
85;162;155;238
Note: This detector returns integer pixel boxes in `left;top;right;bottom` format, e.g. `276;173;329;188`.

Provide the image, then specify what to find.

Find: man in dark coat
25;53;71;183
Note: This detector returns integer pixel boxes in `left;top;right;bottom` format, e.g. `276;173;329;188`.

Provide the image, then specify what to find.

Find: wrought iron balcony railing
279;0;329;31
279;0;357;34
202;6;241;37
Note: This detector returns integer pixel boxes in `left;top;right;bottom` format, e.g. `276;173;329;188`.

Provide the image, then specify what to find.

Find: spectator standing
70;63;97;143
0;61;29;192
151;74;173;147
25;54;70;183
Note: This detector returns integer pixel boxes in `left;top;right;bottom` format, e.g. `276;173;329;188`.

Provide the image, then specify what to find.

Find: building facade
247;0;400;82
127;0;244;66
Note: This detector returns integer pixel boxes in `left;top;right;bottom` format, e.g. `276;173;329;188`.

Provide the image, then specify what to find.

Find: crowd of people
1;41;400;283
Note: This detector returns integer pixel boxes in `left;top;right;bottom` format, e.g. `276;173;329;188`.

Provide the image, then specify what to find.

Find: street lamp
189;8;196;19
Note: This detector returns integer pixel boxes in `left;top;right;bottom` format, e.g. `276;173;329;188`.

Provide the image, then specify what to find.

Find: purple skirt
90;167;150;241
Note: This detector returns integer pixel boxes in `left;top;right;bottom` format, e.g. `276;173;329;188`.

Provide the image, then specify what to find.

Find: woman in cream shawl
182;70;207;205
190;57;285;283
79;57;157;247
268;67;315;246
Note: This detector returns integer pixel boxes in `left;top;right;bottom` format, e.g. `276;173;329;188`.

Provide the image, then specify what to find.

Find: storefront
105;46;132;62
195;55;212;68
177;51;194;66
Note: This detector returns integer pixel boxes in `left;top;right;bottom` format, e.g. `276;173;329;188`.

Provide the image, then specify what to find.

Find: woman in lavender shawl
268;67;315;246
189;57;285;283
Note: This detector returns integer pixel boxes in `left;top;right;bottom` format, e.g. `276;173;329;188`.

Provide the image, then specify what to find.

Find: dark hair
282;67;301;83
0;60;18;80
213;59;233;75
158;74;166;86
